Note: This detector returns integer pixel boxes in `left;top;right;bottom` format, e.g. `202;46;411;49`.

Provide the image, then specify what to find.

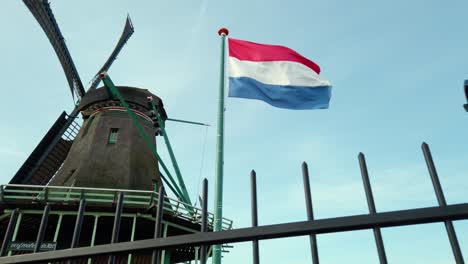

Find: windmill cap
78;86;167;120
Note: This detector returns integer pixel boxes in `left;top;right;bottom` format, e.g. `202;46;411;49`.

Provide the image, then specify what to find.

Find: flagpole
212;27;229;264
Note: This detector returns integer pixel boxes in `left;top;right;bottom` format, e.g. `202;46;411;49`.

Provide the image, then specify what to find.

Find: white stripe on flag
228;57;331;87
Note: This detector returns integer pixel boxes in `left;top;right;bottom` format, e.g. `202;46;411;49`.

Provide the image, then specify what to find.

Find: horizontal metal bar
4;184;153;194
1;209;206;234
1;184;232;226
4;209;149;218
166;118;210;127
2;203;468;263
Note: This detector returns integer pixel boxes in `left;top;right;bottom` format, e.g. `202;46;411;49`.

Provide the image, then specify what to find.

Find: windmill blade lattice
88;16;135;91
23;0;85;98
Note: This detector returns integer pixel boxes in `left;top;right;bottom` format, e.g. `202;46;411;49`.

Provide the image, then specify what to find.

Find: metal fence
0;142;466;263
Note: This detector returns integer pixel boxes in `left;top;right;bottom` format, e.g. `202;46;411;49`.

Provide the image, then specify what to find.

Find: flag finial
218;27;229;36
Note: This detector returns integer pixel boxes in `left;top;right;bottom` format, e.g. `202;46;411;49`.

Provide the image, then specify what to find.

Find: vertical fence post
250;170;260;264
358;153;388;264
34;204;51;253
108;192;125;264
152;186;165;264
302;162;319;264
200;179;208;264
422;142;465;264
0;209;19;256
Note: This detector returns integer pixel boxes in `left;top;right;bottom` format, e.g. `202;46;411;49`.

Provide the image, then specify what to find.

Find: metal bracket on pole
166;118;210;127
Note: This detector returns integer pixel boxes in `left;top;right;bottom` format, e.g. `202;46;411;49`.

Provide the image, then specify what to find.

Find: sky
1;0;468;263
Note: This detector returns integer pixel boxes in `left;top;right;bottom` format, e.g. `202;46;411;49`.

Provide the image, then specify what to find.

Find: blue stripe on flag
228;77;331;110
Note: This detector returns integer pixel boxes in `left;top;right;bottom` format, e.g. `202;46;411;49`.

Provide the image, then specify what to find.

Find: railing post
88;215;99;264
200;179;208;264
128;216;137;264
53;213;63;243
195;247;199;264
44;187;49;202
34;204;51;253
108;192;124;264
7;211;22;257
160;224;169;263
68;199;86;264
0;209;19;256
71;199;86;248
251;170;260;264
302;162;319;264
152;186;165;264
358;153;388;264
422;143;465;264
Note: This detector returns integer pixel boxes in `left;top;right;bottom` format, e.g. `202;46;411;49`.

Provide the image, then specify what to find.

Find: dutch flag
227;38;332;110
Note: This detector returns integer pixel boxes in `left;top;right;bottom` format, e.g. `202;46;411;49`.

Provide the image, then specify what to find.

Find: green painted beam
150;100;192;206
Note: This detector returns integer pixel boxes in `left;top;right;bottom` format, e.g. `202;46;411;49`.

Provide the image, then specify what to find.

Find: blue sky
1;0;468;263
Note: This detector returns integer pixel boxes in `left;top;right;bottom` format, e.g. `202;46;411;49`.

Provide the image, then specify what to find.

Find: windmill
11;0;169;192
0;1;233;262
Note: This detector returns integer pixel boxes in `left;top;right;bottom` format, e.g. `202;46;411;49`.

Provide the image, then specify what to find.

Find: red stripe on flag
228;38;321;74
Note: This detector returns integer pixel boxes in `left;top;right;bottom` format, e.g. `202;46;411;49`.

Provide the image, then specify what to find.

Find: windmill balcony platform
0;184;233;263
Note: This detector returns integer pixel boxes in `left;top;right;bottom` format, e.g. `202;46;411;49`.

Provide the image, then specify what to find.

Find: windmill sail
88;16;135;91
23;0;85;98
10;111;80;185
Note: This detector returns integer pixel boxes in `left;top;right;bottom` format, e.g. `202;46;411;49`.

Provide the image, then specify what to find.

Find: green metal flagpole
212;27;229;264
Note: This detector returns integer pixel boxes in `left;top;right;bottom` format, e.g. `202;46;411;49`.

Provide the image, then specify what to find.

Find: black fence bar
34;204;51;253
108;192;124;264
358;153;388;264
3;202;468;264
200;179;208;264
422;143;465;264
302;162;319;264
0;209;19;256
463;80;468;112
152;186;165;264
251;170;260;264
